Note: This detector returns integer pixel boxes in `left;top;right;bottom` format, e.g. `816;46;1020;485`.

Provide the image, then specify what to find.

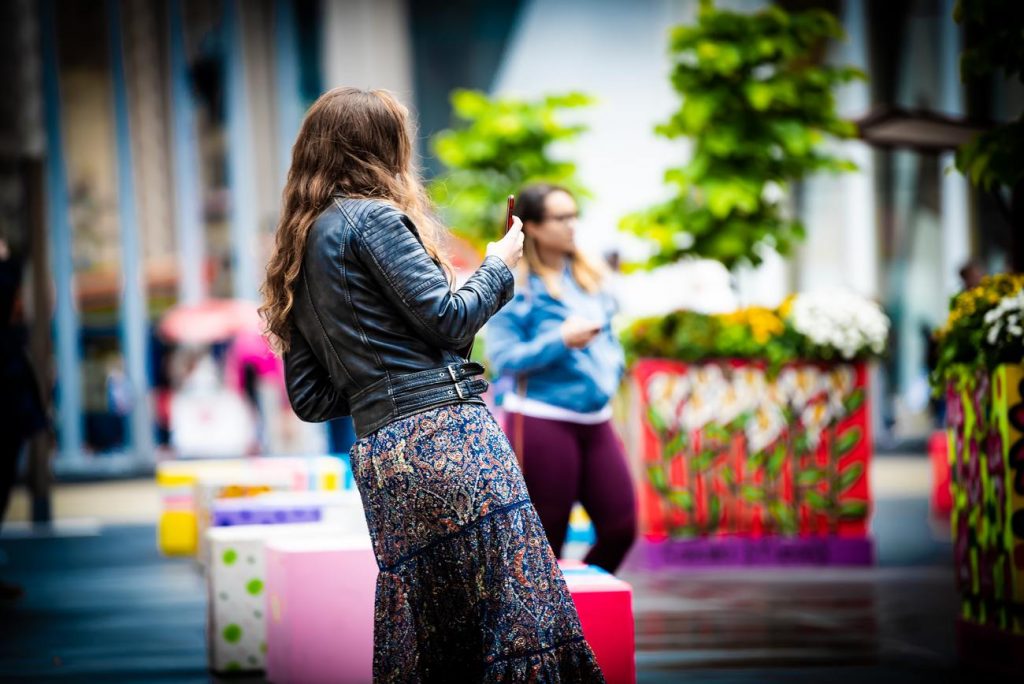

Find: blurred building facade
1;0;1019;476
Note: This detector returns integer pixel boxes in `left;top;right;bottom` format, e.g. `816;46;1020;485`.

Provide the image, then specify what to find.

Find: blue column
106;0;154;462
224;0;259;301
168;0;206;305
39;0;84;463
274;0;303;193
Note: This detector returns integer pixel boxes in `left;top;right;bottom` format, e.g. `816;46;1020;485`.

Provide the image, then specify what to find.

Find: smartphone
504;194;515;234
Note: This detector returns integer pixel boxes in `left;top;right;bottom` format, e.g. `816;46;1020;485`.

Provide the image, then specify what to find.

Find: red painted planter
631;359;873;560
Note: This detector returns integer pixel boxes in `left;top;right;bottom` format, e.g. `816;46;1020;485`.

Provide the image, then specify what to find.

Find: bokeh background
1;0;1018;479
1;0;1022;681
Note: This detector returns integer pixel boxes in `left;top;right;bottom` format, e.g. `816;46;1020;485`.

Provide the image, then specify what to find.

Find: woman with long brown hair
261;88;604;682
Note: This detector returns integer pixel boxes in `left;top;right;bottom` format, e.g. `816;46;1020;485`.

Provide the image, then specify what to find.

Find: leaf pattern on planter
947;364;1024;630
640;360;871;538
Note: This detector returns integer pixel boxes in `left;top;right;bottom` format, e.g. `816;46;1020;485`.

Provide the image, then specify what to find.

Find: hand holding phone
485;195;524;268
504;194;516;234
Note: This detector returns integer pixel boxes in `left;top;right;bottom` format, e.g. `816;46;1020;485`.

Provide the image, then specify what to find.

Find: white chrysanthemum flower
982;290;1024;351
788;290;890;359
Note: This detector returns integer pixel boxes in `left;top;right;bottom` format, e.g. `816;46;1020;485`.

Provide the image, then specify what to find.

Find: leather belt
392;362;489;413
349;361;489;438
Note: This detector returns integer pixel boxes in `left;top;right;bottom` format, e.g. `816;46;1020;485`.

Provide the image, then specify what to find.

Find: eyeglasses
542;212;579;224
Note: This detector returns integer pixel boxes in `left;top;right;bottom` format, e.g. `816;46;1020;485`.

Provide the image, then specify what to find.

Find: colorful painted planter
946;363;1024;667
631;358;873;566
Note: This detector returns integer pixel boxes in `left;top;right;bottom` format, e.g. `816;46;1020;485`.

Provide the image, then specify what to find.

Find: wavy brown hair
260;87;451;353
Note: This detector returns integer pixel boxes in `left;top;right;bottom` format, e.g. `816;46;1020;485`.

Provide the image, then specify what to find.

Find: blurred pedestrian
485;183;636;574
0;237;48;600
260;88;603;681
958;260;985;291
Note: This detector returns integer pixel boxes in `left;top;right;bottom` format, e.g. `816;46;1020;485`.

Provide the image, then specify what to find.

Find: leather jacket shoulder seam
336;200;396;399
349;213;466;348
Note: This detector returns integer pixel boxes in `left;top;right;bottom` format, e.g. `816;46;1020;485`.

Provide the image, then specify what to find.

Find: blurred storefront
2;0;402;476
2;0;1021;478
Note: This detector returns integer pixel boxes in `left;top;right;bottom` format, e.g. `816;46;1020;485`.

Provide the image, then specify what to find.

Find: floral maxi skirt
348;403;605;683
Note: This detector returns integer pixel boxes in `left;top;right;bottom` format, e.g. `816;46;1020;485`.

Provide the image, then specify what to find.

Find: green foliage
619;303;882;370
621;2;862;270
955;120;1024;192
954;0;1024;83
953;0;1024;193
428;90;593;248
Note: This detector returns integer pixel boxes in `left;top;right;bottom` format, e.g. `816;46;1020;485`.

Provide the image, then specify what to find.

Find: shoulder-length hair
515;183;604;298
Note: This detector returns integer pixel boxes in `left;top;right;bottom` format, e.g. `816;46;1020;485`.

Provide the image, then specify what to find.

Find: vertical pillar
168;0;205;305
39;0;83;463
939;0;969;297
224;0;258;301
321;0;413;101
274;0;303;193
107;0;154;462
838;0;878;299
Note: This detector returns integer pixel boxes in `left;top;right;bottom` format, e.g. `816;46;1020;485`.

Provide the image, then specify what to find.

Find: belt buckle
448;365;467;399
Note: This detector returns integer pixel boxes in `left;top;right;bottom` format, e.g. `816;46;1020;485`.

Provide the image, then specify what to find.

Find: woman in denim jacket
486;183;636;573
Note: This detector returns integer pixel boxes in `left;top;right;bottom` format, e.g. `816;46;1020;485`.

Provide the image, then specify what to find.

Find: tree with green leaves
620;0;863;271
428;89;592;249
954;0;1024;271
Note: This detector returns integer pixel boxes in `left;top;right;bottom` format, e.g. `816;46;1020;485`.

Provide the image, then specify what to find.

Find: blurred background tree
428;89;592;249
954;0;1024;271
621;0;863;271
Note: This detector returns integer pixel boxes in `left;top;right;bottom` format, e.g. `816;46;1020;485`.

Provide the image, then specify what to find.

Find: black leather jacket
283;196;515;438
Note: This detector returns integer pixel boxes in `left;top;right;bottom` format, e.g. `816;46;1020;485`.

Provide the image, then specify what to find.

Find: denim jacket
484;268;625;414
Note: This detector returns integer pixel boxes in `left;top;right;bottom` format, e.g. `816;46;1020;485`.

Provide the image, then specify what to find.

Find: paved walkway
0;458;969;683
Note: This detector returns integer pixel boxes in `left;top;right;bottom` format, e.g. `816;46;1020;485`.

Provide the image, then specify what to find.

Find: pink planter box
265;536;377;684
560;561;636;684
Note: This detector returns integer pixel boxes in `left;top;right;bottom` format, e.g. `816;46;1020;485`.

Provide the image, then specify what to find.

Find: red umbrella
158;299;262;345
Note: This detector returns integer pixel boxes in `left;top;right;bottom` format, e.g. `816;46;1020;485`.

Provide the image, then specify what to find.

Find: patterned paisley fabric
348;403;605;683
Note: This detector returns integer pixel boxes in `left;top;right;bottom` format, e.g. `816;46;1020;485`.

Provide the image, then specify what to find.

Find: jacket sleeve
484;297;572;375
354;205;515;350
283;322;349;422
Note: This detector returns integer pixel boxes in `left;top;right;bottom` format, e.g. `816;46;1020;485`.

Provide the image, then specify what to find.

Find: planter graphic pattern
633;359;872;549
949;364;1024;634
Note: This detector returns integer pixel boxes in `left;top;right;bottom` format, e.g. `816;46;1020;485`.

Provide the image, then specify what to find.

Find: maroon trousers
503;413;636;573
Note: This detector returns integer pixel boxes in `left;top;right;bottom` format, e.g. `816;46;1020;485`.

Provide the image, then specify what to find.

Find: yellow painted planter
948;363;1024;634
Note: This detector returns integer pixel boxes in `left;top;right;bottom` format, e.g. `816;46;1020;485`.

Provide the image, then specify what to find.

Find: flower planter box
631;358;873;567
947;363;1024;650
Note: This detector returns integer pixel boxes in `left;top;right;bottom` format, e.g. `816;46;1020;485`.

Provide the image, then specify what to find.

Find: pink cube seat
264;535;377;684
